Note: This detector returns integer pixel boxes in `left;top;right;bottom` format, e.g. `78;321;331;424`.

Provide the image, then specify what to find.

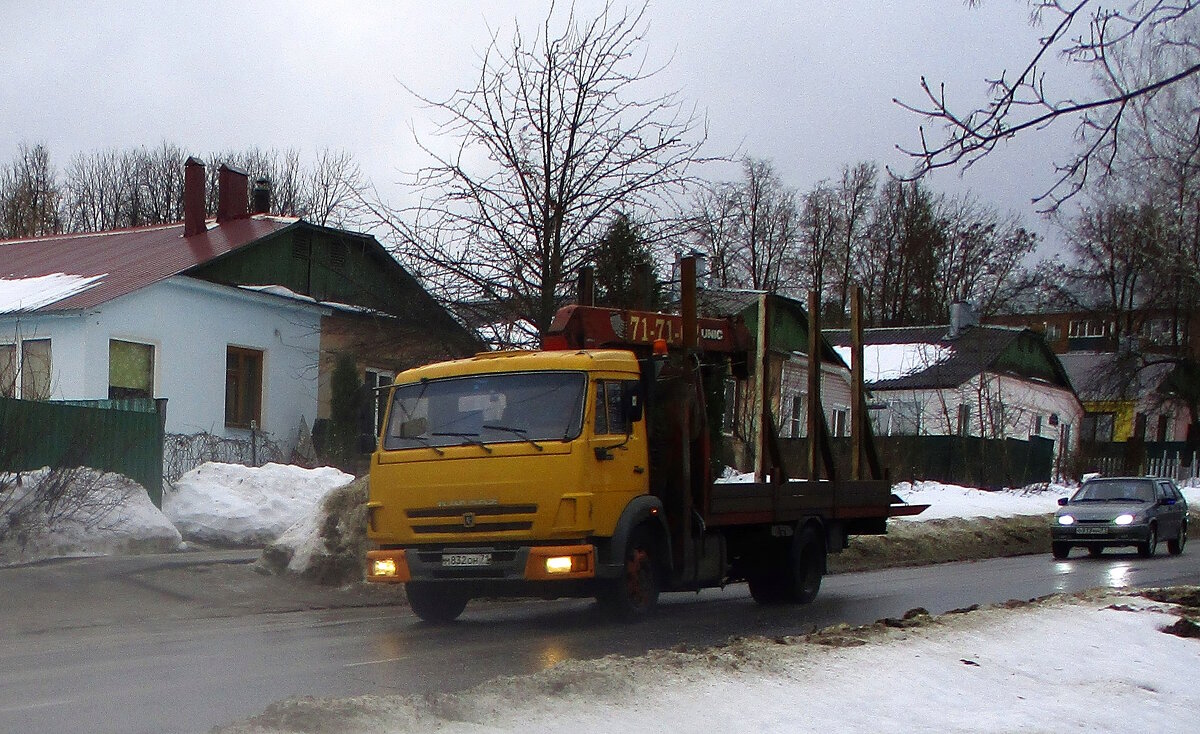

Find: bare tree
897;1;1200;211
0;143;61;238
377;2;710;335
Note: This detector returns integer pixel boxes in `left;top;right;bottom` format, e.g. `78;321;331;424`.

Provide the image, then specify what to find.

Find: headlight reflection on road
538;641;569;670
1107;563;1133;588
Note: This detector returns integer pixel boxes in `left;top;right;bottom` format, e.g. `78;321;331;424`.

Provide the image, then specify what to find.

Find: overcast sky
1;1;1094;253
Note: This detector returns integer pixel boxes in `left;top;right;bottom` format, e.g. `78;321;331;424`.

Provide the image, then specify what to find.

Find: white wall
870;372;1084;454
0;277;326;454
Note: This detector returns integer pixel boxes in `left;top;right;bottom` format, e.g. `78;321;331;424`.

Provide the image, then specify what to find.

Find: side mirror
623;386;643;426
1057;497;1069;506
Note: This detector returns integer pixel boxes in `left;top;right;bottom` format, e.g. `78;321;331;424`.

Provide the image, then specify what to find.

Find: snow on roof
478;320;540;350
0;272;107;314
833;342;953;383
237;285;388;316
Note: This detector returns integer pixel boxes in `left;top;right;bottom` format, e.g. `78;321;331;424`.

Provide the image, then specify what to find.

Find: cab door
589;378;648;498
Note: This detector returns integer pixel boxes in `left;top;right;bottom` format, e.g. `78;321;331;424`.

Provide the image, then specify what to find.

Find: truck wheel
749;525;824;605
405;582;469;623
598;525;660;622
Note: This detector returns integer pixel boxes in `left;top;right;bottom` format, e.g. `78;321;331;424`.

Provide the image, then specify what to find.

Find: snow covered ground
0;468;180;566
222;591;1200;734
163;462;353;546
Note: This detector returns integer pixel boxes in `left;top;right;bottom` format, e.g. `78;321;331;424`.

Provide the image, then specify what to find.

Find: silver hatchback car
1052;476;1189;559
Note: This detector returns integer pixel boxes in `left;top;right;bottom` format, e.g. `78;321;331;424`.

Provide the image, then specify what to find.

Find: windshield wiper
432;431;493;453
483;424;544;451
403;434;444;455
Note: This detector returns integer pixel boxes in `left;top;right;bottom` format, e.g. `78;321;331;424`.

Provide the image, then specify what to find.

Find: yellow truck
366;268;917;622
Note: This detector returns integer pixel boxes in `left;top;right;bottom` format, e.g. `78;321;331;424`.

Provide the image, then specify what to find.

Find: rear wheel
405;582;470;623
598;525;660;622
1168;521;1187;556
1051;542;1071;560
1137;525;1158;558
749;525;825;605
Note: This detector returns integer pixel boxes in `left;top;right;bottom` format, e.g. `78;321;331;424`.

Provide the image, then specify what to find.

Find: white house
1;158;479;468
825;317;1084;461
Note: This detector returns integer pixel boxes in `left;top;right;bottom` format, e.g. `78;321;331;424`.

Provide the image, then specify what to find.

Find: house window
0;343;14;398
790;394;807;438
4;339;53;400
1068;320;1106;338
830;407;849;438
1032;414;1043;437
1043;323;1062;341
109;339;155;400
722;379;737;435
364;368;395;434
225;346;263;429
1081;412;1115;443
1156;414;1170;442
957;403;972;436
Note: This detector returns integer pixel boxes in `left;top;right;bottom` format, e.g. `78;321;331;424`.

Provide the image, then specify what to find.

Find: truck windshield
383;371;586;451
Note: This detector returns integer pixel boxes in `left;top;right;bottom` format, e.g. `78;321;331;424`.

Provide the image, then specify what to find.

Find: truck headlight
545;556;575;574
1114;514;1135;526
1057;515;1075;526
372;558;398;577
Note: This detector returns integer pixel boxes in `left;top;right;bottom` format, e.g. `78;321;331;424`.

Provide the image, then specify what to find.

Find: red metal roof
0;216;296;312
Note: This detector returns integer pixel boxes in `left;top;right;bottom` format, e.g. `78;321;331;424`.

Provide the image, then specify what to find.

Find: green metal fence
0;396;166;506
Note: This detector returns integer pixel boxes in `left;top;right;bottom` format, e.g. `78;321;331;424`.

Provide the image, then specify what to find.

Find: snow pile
219;592;1200;734
892;480;1066;521
0;272;106;313
833;342;953;383
260;477;370;584
164;462;354;547
0;468;180;565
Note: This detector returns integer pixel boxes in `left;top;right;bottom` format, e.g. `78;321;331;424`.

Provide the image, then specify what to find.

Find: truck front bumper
366;544;596;584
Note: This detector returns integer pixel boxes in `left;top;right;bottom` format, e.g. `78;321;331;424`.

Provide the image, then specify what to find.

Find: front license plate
1077;527;1109;535
442;553;492;567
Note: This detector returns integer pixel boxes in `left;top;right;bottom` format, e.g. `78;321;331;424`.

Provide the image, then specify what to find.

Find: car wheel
1168;521;1187;556
405;582;470;623
1087;546;1104;558
1138;525;1158;558
598;525;660;622
749;525;825;605
1052;542;1071;560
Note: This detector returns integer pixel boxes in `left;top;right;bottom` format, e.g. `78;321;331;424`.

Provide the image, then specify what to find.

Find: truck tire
598;525;660;622
405;582;470;623
749;525;824;605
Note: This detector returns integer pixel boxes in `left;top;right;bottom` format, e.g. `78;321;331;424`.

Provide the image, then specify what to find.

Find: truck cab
366;349;659;621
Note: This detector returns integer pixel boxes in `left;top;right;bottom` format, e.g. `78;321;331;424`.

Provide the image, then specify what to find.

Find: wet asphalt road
1;549;1198;734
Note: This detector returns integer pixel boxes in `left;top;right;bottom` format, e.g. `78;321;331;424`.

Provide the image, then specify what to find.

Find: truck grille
406;504;537;535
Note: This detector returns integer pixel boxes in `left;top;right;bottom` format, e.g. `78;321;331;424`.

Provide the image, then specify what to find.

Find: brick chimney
183;156;206;237
251;178;271;215
216;163;250;223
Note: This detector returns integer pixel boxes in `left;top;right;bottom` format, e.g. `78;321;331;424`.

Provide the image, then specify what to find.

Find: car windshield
383;370;586;450
1070;479;1155;503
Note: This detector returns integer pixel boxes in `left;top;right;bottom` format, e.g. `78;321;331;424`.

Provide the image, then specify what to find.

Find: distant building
825;308;1082;462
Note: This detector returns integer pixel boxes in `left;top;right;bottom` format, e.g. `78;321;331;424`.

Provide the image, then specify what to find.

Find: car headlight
1057;515;1075;526
1114;514;1135;526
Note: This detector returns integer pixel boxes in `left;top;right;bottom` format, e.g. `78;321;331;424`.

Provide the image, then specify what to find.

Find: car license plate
1077;527;1108;535
442;553;492;567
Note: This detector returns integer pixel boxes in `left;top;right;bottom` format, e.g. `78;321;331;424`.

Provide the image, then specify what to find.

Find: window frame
108;338;156;401
225;345;264;429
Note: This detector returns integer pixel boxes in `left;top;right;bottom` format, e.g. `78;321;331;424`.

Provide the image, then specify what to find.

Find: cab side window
593;380;633;435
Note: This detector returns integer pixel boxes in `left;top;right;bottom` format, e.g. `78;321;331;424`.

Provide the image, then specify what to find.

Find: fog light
545;556;574;574
1114;514;1135;526
372;558;398;577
